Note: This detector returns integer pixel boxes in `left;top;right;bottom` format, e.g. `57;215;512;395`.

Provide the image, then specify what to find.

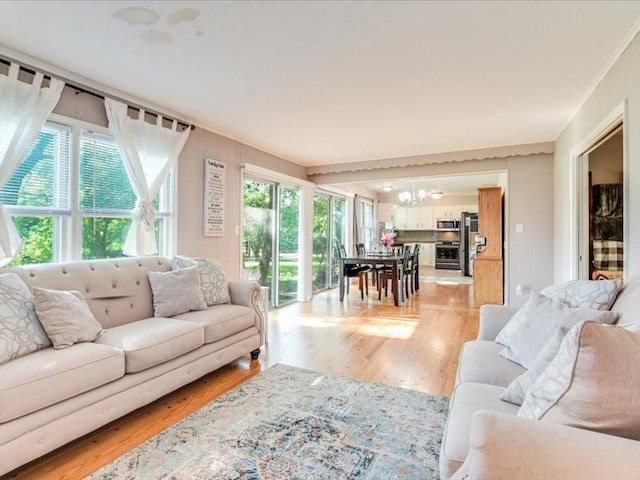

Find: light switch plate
516;223;524;233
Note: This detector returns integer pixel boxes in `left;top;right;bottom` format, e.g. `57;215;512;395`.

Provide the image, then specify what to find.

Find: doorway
575;121;625;280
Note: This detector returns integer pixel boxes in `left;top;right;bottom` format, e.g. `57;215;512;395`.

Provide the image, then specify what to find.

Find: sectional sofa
0;256;265;476
441;275;640;479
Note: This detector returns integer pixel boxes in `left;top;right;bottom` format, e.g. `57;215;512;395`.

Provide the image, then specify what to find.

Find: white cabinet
420;206;435;229
406;208;422;229
421;243;436;267
433;205;477;219
393;207;408;229
378;203;394;223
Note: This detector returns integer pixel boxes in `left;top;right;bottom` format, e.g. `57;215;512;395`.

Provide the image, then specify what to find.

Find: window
79;132;171;259
3;122;71;265
362;200;374;250
4;120;174;266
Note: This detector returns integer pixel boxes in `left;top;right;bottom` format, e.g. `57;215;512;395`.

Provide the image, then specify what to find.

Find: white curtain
104;98;190;256
0;63;64;266
353;194;363;251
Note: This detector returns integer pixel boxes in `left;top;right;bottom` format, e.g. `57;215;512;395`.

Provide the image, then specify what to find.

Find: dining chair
338;244;371;300
378;245;411;301
357;242;381;287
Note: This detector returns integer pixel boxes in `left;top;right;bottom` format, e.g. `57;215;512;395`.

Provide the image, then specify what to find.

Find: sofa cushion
172;256;231;306
541;279;622;311
0;342;124;423
519;322;640;441
457;340;526;387
439;382;518;480
495;290;619;369
148;267;207;317
173;304;255;344
32;287;105;349
0;273;51;364
94;318;204;373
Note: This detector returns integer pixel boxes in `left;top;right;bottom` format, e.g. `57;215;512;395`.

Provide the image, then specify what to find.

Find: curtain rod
0;56;195;131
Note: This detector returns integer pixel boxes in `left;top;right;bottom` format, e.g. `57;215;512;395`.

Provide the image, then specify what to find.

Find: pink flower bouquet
380;231;396;246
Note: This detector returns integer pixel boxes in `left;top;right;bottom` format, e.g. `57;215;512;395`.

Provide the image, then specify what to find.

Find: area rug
88;364;449;479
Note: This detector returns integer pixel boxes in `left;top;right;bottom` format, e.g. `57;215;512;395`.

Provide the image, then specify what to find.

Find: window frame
4;112;177;264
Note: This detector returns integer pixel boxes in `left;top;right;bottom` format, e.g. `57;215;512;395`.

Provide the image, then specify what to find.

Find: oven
435;241;460;270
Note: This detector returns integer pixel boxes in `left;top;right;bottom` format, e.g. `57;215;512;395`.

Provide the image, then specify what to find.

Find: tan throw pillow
495;290;619;369
148;266;207;317
32;287;104;349
519;321;640;441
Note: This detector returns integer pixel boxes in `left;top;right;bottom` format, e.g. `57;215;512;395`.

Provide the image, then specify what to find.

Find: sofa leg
250;348;261;360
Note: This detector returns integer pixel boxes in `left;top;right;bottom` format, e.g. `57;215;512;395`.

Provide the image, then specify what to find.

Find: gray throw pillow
32;287;104;349
172;256;231;305
540;279;622;310
0;273;51;364
148;266;207;317
495;290;619;369
500;326;569;406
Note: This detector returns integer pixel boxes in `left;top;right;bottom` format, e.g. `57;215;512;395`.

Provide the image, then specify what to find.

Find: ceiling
0;1;639;169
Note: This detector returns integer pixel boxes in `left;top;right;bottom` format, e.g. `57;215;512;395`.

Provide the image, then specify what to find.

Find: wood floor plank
3;279;478;480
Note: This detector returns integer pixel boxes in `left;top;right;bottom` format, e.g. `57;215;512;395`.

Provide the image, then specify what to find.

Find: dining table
338;252;405;306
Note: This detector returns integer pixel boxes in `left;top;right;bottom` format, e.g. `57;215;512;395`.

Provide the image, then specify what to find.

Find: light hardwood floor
4;279;479;480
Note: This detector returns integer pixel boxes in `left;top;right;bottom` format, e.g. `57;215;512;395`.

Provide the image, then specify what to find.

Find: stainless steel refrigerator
460;211;479;277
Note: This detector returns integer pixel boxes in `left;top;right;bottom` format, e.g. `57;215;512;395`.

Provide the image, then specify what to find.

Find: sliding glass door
242;177;299;307
277;186;299;305
312;192;345;293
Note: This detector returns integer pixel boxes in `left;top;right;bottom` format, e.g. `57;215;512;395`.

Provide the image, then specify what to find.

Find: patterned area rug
88;364;448;479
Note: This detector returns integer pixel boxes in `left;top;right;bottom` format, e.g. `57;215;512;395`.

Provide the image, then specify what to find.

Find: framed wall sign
204;158;225;236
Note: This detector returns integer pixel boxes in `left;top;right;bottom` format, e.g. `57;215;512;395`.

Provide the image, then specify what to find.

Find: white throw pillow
500;326;568;406
541;279;622;310
148;266;207;317
32;287;104;349
495;290;619;369
519;322;640;441
172;256;231;306
0;273;51;363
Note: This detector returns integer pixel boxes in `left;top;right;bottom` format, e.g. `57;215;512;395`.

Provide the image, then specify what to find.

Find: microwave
436;218;460;230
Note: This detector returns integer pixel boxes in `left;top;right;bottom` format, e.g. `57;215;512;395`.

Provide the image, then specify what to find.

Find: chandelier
398;187;443;207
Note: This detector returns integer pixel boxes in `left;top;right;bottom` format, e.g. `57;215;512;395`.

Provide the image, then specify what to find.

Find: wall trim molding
306;141;554;176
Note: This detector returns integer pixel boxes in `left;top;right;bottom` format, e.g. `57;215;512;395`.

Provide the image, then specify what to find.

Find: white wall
554;31;640;282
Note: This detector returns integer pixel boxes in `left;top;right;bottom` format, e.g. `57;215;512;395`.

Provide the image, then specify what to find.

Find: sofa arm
477;305;519;340
228;281;265;345
453;410;640;480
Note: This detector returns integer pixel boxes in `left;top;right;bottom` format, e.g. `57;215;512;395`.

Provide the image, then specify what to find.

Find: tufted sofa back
4;256;171;328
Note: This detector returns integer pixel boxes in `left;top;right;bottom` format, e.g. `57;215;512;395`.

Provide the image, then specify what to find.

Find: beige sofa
0;256;264;476
441;275;640;480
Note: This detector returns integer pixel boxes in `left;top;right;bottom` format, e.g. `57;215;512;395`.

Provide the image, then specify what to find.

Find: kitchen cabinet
393;204;473;230
473;187;503;306
421;243;436;267
433;206;462;219
393;207;408;229
378;203;394;223
405;207;422;229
